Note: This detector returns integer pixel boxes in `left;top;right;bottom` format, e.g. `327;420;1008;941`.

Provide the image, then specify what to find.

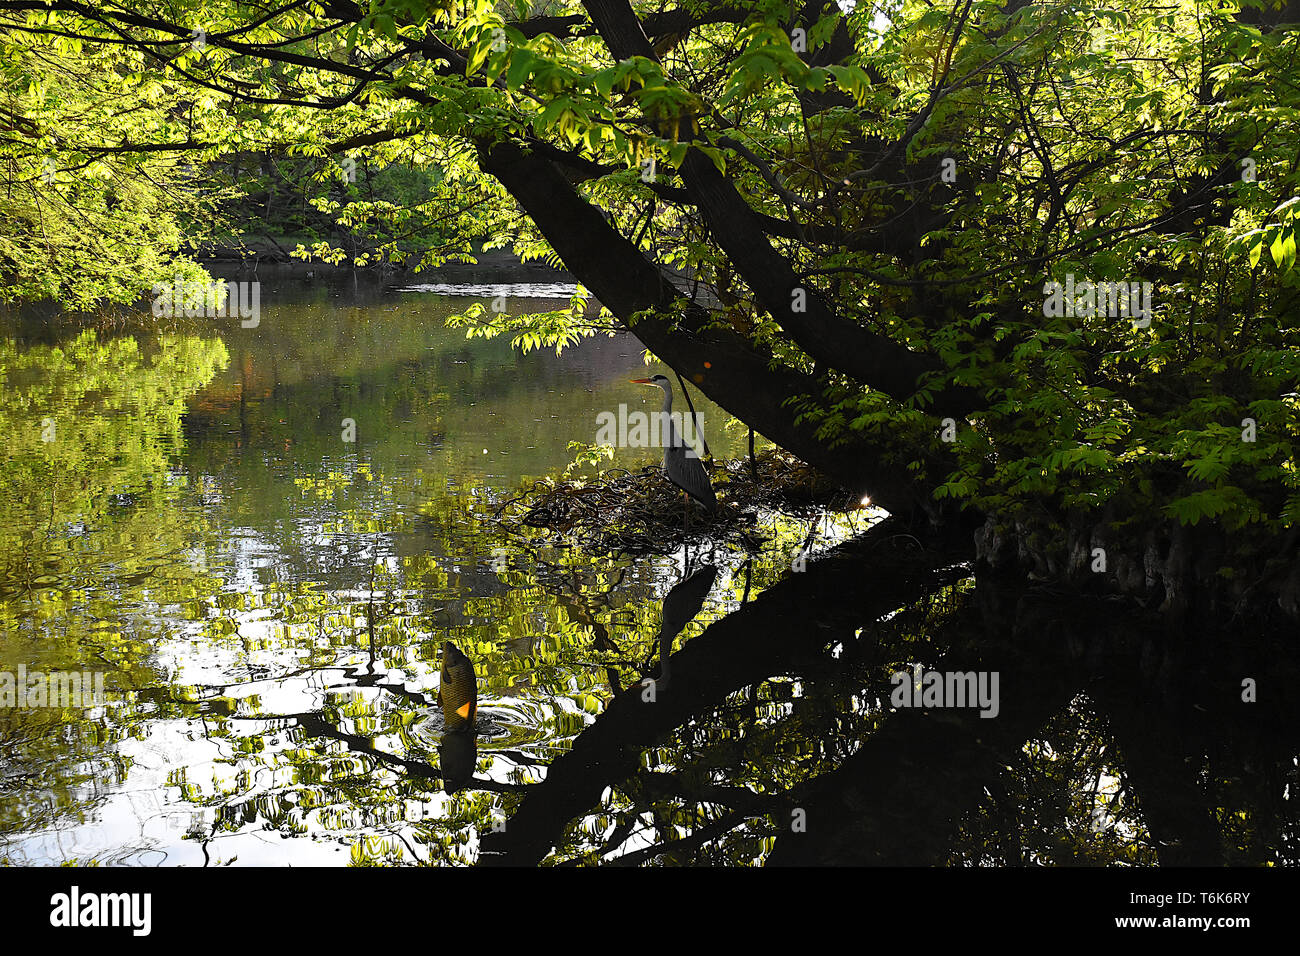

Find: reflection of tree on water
0;331;230;855
475;517;1299;867
4;327;1295;866
153;513;1297;867
206;556;724;811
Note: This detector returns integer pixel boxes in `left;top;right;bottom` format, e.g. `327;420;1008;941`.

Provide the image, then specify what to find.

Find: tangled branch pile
488;451;859;556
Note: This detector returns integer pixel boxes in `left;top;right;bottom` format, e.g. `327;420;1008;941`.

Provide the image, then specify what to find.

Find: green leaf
1269;230;1288;270
592;65;617;99
696;144;726;174
466;36;491;76
506;49;535;90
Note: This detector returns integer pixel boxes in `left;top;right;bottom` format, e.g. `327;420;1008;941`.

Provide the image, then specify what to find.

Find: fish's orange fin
457;702;472;718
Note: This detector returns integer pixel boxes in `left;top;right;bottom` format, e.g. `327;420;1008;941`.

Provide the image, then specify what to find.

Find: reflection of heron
652;563;718;695
631;375;717;519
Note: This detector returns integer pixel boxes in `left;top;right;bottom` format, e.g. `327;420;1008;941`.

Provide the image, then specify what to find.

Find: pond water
1;268;1295;866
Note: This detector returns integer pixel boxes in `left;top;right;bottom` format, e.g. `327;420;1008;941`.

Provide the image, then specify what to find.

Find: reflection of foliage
949;696;1159;866
75;451;811;864
3;307;1293;867
536;571;969;866
0;329;229;844
0;331;228;530
0;328;230;642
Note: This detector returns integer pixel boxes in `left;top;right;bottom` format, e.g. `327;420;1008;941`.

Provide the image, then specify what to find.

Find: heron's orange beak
630;378;653;384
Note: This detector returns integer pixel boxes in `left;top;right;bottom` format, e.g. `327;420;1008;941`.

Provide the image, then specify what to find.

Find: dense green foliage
0;22;222;304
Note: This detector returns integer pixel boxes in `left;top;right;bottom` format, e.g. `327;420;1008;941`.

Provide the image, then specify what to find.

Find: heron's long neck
659;384;685;448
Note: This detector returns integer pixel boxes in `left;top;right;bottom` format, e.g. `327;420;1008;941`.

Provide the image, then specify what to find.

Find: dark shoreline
0;254;580;334
198;246;576;285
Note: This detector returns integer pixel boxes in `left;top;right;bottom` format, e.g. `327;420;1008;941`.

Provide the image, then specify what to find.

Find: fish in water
439;641;478;733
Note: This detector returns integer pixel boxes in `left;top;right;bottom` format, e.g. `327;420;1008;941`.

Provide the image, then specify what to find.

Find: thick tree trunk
477;137;941;516
580;0;973;410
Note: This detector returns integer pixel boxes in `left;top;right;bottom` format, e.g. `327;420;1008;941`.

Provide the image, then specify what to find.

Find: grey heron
631;374;717;517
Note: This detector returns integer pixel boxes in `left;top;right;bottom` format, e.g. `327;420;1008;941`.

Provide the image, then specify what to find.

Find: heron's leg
683;490;689;531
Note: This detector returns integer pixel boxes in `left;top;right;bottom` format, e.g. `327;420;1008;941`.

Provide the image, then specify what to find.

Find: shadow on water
0;268;1295;866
